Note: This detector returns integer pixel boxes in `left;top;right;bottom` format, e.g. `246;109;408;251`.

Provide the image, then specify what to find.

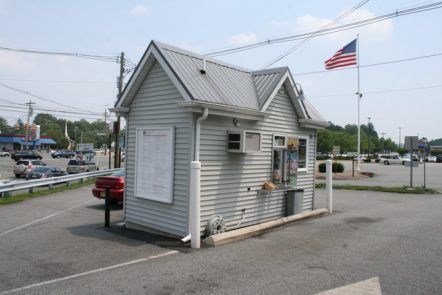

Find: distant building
0;134;57;150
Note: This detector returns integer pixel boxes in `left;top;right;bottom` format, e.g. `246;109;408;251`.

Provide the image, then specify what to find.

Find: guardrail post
104;186;110;228
29;187;33;194
65;181;70;187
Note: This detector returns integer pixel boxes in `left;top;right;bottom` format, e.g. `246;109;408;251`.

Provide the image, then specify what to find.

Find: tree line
317;122;398;155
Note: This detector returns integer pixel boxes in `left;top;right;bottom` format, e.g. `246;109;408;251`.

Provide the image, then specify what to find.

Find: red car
92;169;125;203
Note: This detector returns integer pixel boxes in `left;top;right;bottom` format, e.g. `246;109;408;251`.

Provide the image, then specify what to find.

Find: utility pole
104;108;107;156
114;52;124;169
25;100;35;150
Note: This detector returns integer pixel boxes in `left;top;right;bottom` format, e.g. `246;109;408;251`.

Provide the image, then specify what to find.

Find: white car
0;151;10;157
381;155;410;165
426;156;437;162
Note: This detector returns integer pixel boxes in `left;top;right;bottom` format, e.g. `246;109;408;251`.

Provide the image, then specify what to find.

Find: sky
0;0;441;142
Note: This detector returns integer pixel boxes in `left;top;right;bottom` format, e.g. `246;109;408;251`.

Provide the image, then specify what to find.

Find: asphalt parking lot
0;186;441;294
317;161;442;191
0;153;115;182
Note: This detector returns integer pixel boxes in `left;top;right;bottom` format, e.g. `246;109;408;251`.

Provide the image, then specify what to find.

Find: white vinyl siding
125;61;192;237
199;89;316;232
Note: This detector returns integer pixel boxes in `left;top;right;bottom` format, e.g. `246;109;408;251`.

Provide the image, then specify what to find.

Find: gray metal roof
300;96;327;122
251;67;287;108
154;41;259;110
117;40;326;126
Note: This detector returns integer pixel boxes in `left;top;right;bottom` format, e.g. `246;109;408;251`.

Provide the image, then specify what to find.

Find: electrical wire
261;0;370;69
293;52;442;76
0;82;103;115
0;46;119;63
311;83;442;98
0;78;114;84
205;1;442;57
0;104;107;116
0;108;104;120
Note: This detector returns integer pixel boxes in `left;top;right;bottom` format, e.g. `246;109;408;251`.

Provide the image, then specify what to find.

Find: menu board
135;127;174;203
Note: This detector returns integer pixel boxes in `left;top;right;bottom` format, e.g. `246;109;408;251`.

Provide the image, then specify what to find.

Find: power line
0;82;102;115
0;46;119;63
311;83;442;98
293;52;442;76
205;1;442;57
0;103;107;116
261;0;370;69
0;108;104;120
0;78;114;84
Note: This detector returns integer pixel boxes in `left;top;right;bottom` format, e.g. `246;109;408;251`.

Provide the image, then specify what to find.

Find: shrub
318;162;344;173
316;155;331;160
363;158;371;163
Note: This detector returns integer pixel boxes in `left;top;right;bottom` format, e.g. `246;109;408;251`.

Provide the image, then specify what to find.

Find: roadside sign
404;136;418;150
77;143;94;151
332;146;340;155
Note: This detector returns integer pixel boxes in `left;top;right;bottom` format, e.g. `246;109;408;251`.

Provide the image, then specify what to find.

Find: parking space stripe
0;199;95;237
0;250;179;294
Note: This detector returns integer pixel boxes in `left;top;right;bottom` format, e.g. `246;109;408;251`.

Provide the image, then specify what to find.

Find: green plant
318;162;344;173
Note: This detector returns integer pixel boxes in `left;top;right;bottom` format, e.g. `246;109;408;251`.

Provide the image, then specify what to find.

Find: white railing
0;168;122;195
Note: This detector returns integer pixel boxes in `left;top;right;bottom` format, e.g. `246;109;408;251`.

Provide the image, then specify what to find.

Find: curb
204;208;329;246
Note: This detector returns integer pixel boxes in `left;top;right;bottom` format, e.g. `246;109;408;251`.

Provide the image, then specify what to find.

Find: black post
352;159;355;177
105;186;110;228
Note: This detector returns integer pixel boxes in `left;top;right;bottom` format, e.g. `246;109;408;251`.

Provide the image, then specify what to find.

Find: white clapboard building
112;41;327;243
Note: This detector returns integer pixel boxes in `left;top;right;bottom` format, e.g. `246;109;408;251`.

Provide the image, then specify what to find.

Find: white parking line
0;199;95;237
0;250;179;294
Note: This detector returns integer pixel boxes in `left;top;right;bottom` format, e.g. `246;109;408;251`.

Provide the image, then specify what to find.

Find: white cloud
228;33;257;45
130;5;150;16
0;53;35;72
294;9;393;42
269;20;291;28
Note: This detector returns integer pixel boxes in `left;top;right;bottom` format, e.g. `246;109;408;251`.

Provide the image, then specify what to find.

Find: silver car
66;160;97;174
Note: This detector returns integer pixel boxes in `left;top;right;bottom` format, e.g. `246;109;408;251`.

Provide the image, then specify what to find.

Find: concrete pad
204;208;328;246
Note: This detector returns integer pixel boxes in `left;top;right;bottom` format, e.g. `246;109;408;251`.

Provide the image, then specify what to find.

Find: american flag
324;39;357;70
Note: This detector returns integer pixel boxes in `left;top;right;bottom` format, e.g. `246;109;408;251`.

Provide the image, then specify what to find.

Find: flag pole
356;34;361;171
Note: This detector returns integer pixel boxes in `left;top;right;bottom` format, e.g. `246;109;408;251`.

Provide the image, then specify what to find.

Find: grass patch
0;179;96;205
315;183;439;194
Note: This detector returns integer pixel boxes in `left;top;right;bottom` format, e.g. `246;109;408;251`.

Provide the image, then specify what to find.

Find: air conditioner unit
227;130;262;153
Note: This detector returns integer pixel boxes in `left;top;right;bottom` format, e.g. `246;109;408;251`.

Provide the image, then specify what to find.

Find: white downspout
195;108;209;161
188;107;209;249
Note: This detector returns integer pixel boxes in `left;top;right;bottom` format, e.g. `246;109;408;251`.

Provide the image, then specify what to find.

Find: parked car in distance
425;155;437;162
0;151;10;157
66;159;97;174
26;166;68;180
380;155;410;165
51;150;76;158
11;150;43;161
13;159;46;178
92;169;125;203
437;154;442;163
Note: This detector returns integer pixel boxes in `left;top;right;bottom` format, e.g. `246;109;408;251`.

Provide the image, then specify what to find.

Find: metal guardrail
0;168;122;195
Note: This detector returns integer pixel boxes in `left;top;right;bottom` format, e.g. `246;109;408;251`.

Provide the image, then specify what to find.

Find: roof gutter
178;101;266;120
298;119;329;130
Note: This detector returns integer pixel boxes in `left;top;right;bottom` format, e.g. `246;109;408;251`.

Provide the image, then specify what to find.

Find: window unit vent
227;130;262;153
